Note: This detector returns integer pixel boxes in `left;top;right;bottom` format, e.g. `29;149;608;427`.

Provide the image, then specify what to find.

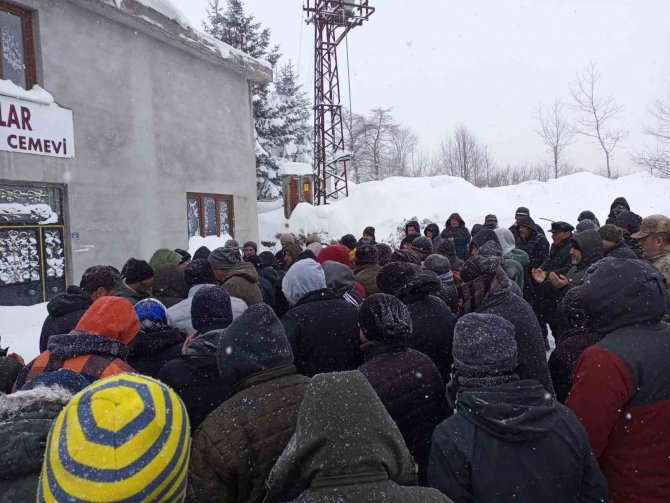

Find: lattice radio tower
304;1;374;205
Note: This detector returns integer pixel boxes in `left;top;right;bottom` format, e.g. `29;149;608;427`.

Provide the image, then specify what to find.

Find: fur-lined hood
0;385;75;420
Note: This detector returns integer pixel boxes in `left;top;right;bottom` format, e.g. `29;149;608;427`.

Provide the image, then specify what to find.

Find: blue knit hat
38;373;190;502
134;298;168;330
191;285;233;334
20;369;91;394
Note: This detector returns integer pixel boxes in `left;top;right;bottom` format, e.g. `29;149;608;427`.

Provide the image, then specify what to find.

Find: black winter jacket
359;344;448;484
540;237;572;274
156;330;227;430
428;380;608;502
441;213;471;260
39;286;92;352
396;274;456;382
548;328;603;403
127;326;186;378
281;289;361;377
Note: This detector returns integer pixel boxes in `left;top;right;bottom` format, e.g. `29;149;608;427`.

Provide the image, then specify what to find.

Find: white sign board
0;94;75;158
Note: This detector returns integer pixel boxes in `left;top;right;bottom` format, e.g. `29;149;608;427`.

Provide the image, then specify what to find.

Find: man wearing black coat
428;313;607;502
281;259;361;377
358;294;448;484
157;285;233;430
459;254;554;394
377;262;456;382
39;265;118;352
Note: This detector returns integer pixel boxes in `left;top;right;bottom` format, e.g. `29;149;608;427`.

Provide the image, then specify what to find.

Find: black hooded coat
39;286;92;353
441;213;471;260
428;380;608;502
127;326;186;378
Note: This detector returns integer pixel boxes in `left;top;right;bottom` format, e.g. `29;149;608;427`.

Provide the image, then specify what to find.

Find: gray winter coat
263;371;451;503
167;284;247;336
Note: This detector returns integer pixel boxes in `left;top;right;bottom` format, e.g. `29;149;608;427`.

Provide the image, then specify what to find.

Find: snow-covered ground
0;303;48;362
259;172;670;248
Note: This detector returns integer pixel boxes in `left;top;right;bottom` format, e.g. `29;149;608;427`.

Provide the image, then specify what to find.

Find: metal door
0;182;67;305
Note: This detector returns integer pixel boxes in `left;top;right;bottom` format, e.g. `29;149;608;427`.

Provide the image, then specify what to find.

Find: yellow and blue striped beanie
38;373;190;502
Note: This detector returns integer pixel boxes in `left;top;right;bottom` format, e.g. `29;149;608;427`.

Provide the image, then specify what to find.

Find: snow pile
187;234;234;256
259;172;670;247
0;303;48;362
0;78;54;105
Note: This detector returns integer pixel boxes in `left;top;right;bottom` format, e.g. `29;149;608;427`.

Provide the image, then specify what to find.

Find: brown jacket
354;263;382;297
221;262;263;306
189;366;310;503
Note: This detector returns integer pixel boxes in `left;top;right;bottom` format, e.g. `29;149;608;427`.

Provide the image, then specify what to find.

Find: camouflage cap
632;214;670;239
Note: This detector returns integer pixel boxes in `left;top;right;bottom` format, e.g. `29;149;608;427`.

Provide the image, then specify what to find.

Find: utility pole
304;1;374;205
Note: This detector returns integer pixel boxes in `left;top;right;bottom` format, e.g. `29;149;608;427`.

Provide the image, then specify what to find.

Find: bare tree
358;107;398;181
387;126;418;177
535;99;575;178
569;61;627;178
633;91;670;177
437;126;489;185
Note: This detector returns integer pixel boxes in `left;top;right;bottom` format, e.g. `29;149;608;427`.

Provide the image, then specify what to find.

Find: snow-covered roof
280;162;314;177
91;0;272;83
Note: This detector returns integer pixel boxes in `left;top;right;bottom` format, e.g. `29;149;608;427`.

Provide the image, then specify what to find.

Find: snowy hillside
259;172;670;246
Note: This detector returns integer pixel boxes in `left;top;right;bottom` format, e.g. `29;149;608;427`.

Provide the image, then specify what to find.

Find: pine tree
204;0;286;198
256;63;313;198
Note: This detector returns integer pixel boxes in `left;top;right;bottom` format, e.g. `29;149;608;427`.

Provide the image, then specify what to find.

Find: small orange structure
281;162;314;219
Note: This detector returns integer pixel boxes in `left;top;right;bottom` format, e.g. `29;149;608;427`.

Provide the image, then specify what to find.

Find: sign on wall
0;94;75;158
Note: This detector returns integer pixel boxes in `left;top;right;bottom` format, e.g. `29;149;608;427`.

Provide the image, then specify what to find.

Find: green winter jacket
263;371;451;503
149;248;183;270
504;248;530;290
0;387;74;502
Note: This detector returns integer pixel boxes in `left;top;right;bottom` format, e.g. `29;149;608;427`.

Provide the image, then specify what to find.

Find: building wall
0;0;260;283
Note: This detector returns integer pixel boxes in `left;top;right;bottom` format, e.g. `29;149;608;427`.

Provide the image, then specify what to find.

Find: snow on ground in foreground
0;303;48;362
259;172;670;248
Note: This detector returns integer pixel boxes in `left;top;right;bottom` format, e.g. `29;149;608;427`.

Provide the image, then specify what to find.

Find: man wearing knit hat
189;304;311;502
114;258;154;305
358;293;447;483
242;241;258;258
428;313;607;502
483;214;498;230
360;226;376;244
38;373;190;502
412;236;434;262
353;243;381;296
598;224;637;259
209;247;263;306
158;285;235;430
14;297;139;390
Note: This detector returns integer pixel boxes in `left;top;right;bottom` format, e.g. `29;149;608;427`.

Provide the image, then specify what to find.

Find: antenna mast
304;1;374;205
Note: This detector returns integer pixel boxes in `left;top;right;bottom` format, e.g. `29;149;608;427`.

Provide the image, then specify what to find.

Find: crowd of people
0;197;669;502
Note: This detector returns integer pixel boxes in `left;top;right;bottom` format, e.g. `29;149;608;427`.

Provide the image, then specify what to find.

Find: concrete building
0;0;271;305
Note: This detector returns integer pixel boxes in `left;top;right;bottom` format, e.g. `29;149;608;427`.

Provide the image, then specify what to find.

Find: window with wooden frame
186;193;235;239
0;1;36;89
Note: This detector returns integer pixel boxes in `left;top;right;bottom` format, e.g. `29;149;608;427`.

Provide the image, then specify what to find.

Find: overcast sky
171;0;670;175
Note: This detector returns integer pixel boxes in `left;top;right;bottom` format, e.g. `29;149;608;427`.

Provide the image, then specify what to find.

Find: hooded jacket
14;297;138;390
360;344;448;484
0;386;76;501
428;380;607;502
263;371;450;503
405;220;421;237
394;273;457;382
167;284;247;336
188;305;310;503
220;262;264;306
281;288;361;377
157;327;229;431
440;213;471;260
463;261;554;394
39;285;92;353
578;210;601;228
148;248;183;270
563;230;603;287
321;260;366;306
567;259;670;502
153;263;189;308
354;263;382;296
127;325;186;378
424;223;446;251
515;217;550;270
